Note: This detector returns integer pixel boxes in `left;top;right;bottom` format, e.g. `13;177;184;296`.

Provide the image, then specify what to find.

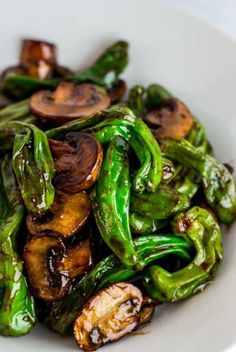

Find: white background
166;0;236;40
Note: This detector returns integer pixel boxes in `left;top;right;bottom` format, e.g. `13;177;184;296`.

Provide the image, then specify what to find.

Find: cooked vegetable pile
0;38;235;350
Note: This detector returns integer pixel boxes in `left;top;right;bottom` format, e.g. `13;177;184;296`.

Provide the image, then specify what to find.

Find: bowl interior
0;1;236;351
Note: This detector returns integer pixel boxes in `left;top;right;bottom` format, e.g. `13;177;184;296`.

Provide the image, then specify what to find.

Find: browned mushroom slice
49;133;103;193
144;98;193;140
26;191;91;238
29;83;110;124
57;240;92;278
107;79;127;103
23;233;70;301
20;39;57;79
74;282;143;351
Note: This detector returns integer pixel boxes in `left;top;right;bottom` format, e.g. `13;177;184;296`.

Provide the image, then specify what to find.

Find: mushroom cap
23;233;71;301
26;190;91;238
74;282;143;351
30;82;111;124
144;98;193;140
50;133;103;193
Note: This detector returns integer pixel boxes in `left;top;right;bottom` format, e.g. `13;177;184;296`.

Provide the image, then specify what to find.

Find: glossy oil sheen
0;0;236;351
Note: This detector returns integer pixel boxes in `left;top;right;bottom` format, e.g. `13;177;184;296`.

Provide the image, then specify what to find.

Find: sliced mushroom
49;133;103;193
107;79;127;103
26;190;91;238
29;83;110;124
144;98;193;141
23;233;70;301
20;39;57;79
74;282;143;351
57;240;92;278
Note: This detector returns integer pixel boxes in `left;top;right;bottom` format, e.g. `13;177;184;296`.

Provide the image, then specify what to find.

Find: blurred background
166;0;236;40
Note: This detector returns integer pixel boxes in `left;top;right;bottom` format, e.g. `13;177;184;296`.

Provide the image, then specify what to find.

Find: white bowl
0;1;236;351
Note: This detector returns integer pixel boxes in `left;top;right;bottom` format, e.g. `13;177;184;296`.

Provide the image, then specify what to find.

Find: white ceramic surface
0;0;236;351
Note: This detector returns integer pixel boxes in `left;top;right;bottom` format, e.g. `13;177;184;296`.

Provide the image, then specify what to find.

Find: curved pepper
0;99;30;123
91;136;140;269
0;155;36;336
143;206;223;302
73;40;129;86
6;121;55;212
130;184;190;219
46;113;104;139
127;85;145;117
145;83;172;110
45;233;192;335
0;121;55;211
130;212;168;235
163;138;236;223
87;107;163;192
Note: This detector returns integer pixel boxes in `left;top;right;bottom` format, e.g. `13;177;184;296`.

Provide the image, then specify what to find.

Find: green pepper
0;155;36;336
1;41;129;100
130;184;190;219
0;99;30;123
187;117;209;154
87;107;163;192
45;233;192;335
1;72;60;101
127;85;145;117
163;138;236;223
170;117;209;198
11;122;55;212
130;212;168;235
171;167;201;199
91;136;140;268
143;206;223;302
72;40;129;86
45;112;104;139
145;83;172;109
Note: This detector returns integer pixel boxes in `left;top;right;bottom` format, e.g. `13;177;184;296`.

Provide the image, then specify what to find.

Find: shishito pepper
12;123;55;212
130;184;190;220
127;85;145;117
130;212;167;235
163;138;236;223
1;41;129;100
45;233;192;335
143;206;223;302
91;136;140;269
0;155;36;336
87;107;163;192
0;121;55;212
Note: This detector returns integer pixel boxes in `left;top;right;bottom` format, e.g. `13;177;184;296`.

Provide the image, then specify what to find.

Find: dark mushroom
29;82;110;125
26;190;91;238
144;98;193;141
1;39;71;83
20;39;57;79
57;240;92;278
49;133;103;193
23;233;70;301
107;79;127;103
73;282;143;351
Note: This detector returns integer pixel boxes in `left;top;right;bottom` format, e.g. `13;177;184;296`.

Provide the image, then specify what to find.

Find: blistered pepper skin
0;155;36;336
91;136;140;269
143;206;223;302
163;138;236;223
